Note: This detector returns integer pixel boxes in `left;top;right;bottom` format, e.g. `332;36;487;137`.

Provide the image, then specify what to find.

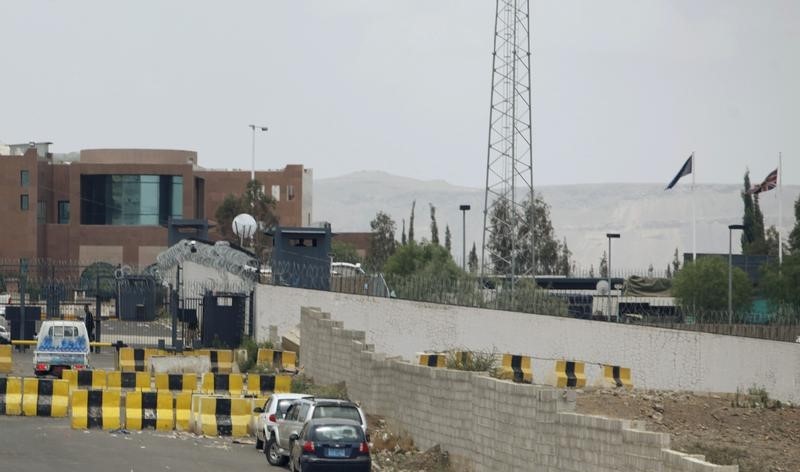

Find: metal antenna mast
480;0;535;288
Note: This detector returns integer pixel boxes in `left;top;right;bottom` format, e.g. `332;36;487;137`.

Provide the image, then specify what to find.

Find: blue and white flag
665;154;693;190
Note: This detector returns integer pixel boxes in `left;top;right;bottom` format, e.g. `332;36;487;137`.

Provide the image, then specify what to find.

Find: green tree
367;211;397;272
429;204;439;245
331;241;361;264
760;252;800;319
408;201;416;244
444;225;452;253
79;262;117;300
486;198;513;274
468;243;479;274
214;179;278;260
672;257;752;312
494;279;568;316
741;171;767;255
666;264;672;279
518;194;562;274
599;251;608;278
383;241;462;280
401;219;407;246
588;265;595;278
765;225;786;258
788;193;800;253
556;238;571;276
672;248;681;274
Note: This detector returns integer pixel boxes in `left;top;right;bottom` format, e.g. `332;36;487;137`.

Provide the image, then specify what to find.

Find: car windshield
312;405;362;423
311;425;363;442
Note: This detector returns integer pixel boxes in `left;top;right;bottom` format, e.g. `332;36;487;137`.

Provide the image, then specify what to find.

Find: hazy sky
2;1;798;187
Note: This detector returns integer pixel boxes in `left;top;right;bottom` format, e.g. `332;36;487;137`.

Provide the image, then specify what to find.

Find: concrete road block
201;373;244;396
194;396;250;437
155;373;198;393
22;377;69;417
256;349;297;371
0;345;12;373
174;392;193;431
499;354;533;383
0;376;22;415
62;369;107;391
418;353;446;368
70;389;121;430
246;374;292;395
603;365;633;388
555;361;587;388
125;391;174;431
107;371;151;391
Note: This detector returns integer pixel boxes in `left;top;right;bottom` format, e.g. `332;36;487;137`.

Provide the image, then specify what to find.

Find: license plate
326;447;347;458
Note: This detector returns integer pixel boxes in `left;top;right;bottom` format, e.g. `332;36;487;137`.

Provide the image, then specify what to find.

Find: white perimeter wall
255;285;800;403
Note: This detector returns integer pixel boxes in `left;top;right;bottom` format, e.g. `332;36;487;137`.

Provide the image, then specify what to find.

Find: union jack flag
747;169;778;194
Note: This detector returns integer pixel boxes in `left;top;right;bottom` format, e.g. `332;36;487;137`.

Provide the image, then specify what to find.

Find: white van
33;320;91;377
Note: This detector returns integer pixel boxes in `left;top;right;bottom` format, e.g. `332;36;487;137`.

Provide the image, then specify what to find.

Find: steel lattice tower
481;0;534;283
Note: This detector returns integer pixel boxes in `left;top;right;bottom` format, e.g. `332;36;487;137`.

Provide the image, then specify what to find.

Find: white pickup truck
34;320;91;377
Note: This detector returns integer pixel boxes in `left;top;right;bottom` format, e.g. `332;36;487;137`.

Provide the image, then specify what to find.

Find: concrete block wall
299;307;738;472
259;285;800;403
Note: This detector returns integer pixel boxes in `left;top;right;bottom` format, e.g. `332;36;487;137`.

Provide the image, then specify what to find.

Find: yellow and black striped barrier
0;377;22;415
118;347;165;372
125;391;174;431
195;396;250;437
555;360;586;388
71;389;122;430
0;345;12;373
175;392;192;431
62;369;107;391
195;349;234;374
22;378;69;417
246;374;292;395
499;354;533;383
418;353;446;368
450;351;473;369
107;371;151;391
201;373;244;396
603;365;633;388
256;349;297;371
155;373;198;393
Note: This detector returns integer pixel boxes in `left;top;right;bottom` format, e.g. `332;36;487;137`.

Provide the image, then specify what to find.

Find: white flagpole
692;152;696;262
779;152;783;265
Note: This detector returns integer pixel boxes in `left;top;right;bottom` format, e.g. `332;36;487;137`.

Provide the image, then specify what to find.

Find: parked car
252;393;312;450
266;398;367;467
33;320;91;377
0;324;10;344
288;418;371;472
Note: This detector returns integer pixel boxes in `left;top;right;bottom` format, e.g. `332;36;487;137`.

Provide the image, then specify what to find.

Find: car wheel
265;436;287;466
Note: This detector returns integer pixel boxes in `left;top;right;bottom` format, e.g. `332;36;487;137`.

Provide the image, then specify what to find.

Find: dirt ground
576;388;800;472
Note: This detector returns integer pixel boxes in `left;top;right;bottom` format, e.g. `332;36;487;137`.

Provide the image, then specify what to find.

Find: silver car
252;393;312;450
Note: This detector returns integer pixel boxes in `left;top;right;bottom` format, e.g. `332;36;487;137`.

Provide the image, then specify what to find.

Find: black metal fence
0;259;254;349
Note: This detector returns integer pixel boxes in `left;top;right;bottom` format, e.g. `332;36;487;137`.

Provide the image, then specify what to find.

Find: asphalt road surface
0;416;287;472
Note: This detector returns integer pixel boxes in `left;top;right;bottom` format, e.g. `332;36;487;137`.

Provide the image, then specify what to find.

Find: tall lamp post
606;233;620;321
248;124;269;181
728;224;745;324
459;204;471;271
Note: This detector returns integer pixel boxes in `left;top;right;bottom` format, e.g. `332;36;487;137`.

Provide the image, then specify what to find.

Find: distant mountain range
315;171;799;271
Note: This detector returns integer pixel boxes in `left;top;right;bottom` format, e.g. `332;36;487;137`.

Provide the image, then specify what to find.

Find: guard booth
117;275;157;321
268;225;332;291
200;292;247;349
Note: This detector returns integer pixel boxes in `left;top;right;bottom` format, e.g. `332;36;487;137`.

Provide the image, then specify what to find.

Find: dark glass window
20;170;29;187
20;194;29;211
80;174;183;225
58;201;70;224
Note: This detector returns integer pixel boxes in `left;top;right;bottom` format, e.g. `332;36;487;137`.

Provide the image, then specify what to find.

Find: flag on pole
746;169;778;194
665;154;693;190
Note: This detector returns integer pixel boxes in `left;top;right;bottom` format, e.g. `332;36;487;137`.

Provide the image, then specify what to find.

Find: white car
0;324;9;344
253;393;312;450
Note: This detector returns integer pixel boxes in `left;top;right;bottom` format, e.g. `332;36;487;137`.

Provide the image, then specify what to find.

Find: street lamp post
606;233;620;321
459;204;471;271
728;224;745;324
248;124;269;181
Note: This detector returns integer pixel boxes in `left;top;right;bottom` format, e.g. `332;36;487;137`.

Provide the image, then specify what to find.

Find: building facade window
37;200;46;224
20;170;29;187
80;174;183;225
20;194;29;211
271;185;280;202
287;185;295;201
58;201;70;224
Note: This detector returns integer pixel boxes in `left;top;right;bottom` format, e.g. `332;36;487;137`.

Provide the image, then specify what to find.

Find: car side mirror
289;433;299;441
253;407;264;414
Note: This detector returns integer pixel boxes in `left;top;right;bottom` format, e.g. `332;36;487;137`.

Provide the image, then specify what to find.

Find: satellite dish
232;213;257;240
595;280;609;295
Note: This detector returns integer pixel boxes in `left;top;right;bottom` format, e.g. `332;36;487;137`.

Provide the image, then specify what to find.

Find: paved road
0;416;286;472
